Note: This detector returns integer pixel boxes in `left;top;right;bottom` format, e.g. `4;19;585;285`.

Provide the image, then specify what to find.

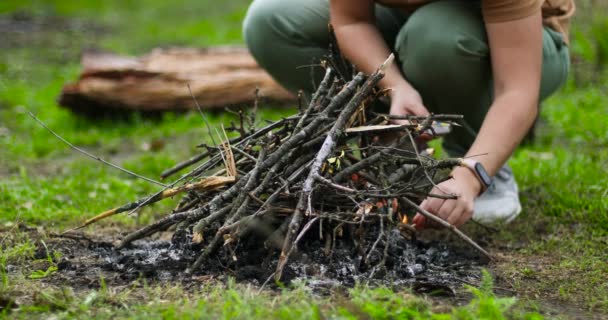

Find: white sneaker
472;165;522;224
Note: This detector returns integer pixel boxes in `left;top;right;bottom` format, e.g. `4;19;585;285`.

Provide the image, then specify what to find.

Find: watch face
474;163;493;187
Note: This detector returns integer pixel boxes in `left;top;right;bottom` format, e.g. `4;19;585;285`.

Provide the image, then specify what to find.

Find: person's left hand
412;166;482;229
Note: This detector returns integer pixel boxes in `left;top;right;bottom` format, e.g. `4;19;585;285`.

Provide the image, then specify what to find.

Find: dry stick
188;84;218;147
190;152;291;237
329;131;418;183
118;174;249;248
387;163;417;184
130;129;244;218
374;113;464;122
135;152;225;218
249;87;260;130
69;176;235;231
28;111;165;187
189;144;269;272
265;72;367;176
364;215;385;266
124;139;270;248
400;196;492;259
124;143;243;221
331;117;448;183
100;78;339;244
317;79;340;112
274;55;393;281
122;59;371;249
253;158;313;218
293;67;333;133
160;151;211;180
248;71;367;176
190;204;233;237
161;115;300;179
226;152;300;238
316;174;458;202
118;205;233;248
406;126;442;191
230;146;257;163
181;75;351;213
174;196;199;213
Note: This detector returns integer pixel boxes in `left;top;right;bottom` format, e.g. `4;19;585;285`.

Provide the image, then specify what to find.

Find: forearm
465;94;538;176
462;12;542;179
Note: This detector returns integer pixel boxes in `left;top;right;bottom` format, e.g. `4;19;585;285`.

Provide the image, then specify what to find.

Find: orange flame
401;214;408;224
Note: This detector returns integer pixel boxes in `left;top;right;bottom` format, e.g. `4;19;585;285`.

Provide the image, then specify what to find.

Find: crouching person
243;0;574;228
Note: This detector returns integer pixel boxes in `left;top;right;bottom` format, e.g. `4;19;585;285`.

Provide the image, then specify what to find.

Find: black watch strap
461;159;492;193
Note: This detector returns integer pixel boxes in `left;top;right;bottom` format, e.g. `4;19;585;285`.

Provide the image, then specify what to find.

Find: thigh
243;0;332;93
243;0;407;94
540;28;570;101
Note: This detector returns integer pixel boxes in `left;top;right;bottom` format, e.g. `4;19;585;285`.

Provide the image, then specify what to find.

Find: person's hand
412;166;482;229
389;84;429;122
379;84;430;144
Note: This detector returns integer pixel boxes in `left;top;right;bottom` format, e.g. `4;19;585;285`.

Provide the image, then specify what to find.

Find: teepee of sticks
64;52;490;282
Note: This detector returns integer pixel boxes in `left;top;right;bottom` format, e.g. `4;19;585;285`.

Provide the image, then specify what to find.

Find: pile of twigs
64;54;490;282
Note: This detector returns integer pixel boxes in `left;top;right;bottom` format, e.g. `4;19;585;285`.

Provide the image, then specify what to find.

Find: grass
0;0;607;318
2;271;540;319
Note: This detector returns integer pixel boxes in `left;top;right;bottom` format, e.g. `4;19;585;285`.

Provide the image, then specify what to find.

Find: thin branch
400;197;492;260
188;83;217;146
28;111;166;187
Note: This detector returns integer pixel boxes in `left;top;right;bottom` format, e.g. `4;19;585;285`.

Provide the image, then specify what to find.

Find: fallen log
59;47;295;114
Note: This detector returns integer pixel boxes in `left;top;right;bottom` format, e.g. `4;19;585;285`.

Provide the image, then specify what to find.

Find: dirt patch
42;226;485;295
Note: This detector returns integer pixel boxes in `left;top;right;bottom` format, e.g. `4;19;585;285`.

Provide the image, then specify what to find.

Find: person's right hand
378;83;429;144
389;84;430;123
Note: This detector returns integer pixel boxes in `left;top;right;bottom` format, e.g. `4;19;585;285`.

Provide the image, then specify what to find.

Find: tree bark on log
59;47;295;114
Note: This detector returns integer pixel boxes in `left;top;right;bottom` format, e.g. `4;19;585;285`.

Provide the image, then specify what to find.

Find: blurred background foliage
569;0;608;85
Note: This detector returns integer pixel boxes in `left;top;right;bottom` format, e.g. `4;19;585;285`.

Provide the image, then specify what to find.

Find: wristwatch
460;159;492;193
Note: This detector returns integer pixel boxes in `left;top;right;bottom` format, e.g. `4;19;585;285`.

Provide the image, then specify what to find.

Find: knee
243;0;281;55
395;2;489;85
244;0;310;54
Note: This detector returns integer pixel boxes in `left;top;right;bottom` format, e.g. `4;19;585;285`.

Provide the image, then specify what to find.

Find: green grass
511;86;608;229
2;272;541;319
0;0;607;318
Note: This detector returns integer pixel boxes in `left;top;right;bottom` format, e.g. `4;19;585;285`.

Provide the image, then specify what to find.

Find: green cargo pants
243;0;570;155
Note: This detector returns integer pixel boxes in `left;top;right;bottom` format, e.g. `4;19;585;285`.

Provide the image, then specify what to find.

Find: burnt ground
41;225;486;296
3;222;602;319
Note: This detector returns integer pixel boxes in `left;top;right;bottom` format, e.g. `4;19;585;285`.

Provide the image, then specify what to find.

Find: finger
446;207;463;226
413;214;426;230
454;204;474;227
421;197;446;229
421;197;443;215
436;200;457;222
406;104;430;116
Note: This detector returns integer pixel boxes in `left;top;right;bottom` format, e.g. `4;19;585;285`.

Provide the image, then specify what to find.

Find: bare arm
330;0;429;116
416;11;543;227
465;12;543;176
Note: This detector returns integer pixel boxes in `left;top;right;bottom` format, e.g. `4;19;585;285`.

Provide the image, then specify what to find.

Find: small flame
401;215;408;224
